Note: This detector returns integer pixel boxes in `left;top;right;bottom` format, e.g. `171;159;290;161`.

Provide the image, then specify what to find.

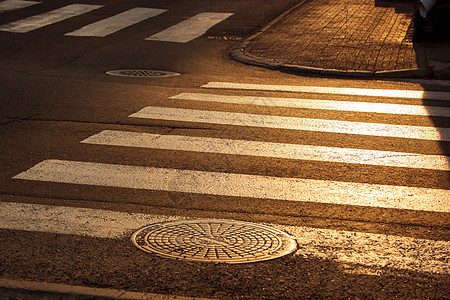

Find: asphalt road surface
0;0;449;298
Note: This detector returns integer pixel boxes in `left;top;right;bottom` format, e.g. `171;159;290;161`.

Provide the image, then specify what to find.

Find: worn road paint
66;8;167;37
171;93;450;117
146;12;233;43
0;0;39;13
82;130;449;170
129;106;449;141
0;202;448;274
13;160;450;212
202;82;450;101
0;4;102;33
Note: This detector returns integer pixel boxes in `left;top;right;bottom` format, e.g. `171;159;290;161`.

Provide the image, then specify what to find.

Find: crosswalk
12;82;450;211
7;81;450;271
0;1;233;42
65;7;167;37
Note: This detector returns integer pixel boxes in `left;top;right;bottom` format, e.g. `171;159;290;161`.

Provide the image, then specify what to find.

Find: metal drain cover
106;69;180;78
131;219;297;264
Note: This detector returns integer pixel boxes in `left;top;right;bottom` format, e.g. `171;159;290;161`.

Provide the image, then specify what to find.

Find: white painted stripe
0;4;102;33
146;12;233;43
82;130;450;171
202;82;450;101
0;201;183;239
171;93;450;117
277;223;450;275
0;0;39;13
0;202;448;274
129;107;450;141
65;7;167;37
13;160;450;212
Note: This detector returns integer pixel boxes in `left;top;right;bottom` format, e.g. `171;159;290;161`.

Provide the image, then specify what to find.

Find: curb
0;278;212;300
231;49;431;79
230;0;433;79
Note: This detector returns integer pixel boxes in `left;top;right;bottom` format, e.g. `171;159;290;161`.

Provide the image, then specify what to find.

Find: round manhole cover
131;219;297;264
106;69;180;78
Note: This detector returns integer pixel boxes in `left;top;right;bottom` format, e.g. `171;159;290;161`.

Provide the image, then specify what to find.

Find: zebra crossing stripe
66;7;167;37
171;93;450;117
82;130;450;171
0;0;39;13
0;202;448;274
129;106;450;141
0;201;181;239
0;4;102;33
146;12;233;43
12;159;450;213
202;82;450;101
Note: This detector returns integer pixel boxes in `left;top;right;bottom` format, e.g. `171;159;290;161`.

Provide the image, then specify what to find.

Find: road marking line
171;93;450;117
279;223;450;275
13;160;450;212
0;4;103;33
202;82;450;101
65;7;167;37
0;201;181;239
0;0;39;13
1;202;448;274
129;106;450;141
82;130;450;171
146;12;233;43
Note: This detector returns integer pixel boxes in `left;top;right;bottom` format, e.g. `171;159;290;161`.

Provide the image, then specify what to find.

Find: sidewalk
232;0;450;79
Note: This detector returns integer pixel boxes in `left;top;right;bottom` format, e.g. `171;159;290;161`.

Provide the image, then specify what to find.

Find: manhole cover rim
131;219;297;264
106;69;180;78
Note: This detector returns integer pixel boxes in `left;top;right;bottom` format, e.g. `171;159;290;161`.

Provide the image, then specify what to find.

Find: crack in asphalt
0;117;219;131
0;113;42;125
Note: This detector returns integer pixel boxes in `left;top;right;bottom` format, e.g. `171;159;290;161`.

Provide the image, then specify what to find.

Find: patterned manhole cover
106;69;180;78
131;219;297;264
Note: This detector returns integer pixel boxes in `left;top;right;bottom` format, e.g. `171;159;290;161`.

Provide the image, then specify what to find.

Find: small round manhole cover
106;69;180;78
131;219;297;264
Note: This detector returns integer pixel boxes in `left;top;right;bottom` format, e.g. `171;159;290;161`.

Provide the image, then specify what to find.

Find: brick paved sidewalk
233;0;430;77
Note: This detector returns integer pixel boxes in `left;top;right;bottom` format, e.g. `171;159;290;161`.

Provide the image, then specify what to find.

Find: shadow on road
415;2;450;161
376;0;449;160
